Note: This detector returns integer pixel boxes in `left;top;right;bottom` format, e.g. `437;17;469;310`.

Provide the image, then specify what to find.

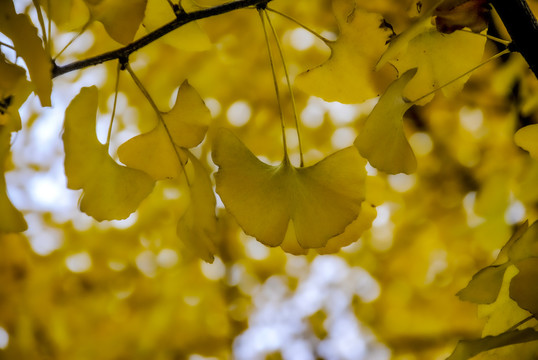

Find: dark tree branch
490;0;538;78
52;0;271;78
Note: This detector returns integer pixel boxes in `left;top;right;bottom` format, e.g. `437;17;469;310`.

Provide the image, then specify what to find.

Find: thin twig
265;10;304;167
52;0;271;78
259;8;288;162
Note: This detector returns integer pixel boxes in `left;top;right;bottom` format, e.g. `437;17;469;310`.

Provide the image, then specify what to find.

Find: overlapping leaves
0;0;52;106
449;221;538;360
295;0;393;104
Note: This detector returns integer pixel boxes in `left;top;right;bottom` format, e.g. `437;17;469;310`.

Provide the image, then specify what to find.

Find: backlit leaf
212;128;366;250
84;0;147;44
177;152;218;263
0;0;52;106
118;80;211;180
379;22;486;103
294;0;393;104
514;124;538;159
355;68;417;174
63;86;154;221
0;126;27;233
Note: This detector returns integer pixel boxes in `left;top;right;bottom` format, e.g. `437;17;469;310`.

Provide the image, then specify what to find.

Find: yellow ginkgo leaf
0;54;31;130
0;1;52;106
212;128;366;249
84;0;147;44
144;0;211;51
0;126;27;233
63;86;154;221
118;80;211;180
355;68;417;174
177;152;218;263
294;0;394;104
381;24;486;103
514;124;538;159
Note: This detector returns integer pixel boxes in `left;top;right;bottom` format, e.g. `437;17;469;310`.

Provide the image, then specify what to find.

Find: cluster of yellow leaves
449;221;538;359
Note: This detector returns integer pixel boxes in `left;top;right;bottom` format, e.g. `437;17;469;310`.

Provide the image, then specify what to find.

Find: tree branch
490;0;538;78
52;0;271;78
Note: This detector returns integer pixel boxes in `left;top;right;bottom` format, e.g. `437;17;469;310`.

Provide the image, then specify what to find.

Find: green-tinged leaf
118;81;211;180
63;86;154;221
0;1;52;106
295;0;394;104
457;263;509;304
515;124;538;159
0;126;27;232
510;257;538;317
177;152;218;263
379;22;486;104
355;68;417;174
84;0;147;44
212;128;366;250
446;329;538;360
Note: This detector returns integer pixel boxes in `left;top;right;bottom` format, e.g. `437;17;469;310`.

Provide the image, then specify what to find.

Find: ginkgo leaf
355;68;417;174
0;127;27;233
118;80;211;180
510;257;538;317
144;0;211;51
446;328;538;360
212;128;366;249
0;1;52;106
83;0;147;44
380;23;486;103
457;263;509;304
294;0;394;104
514;124;538;159
177;152;218;263
63;86;154;221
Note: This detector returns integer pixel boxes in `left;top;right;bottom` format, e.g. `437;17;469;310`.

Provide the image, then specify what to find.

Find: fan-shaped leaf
63;86;154;221
355;68;417;174
212;128;366;250
515;124;538;159
84;0;147;44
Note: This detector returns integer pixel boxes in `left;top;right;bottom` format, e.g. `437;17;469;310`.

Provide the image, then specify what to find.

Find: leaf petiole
411;48;511;104
266;7;333;44
259;8;289;162
53;21;90;60
105;61;121;147
125;62;191;186
457;29;511;47
264;10;304;166
31;0;50;56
